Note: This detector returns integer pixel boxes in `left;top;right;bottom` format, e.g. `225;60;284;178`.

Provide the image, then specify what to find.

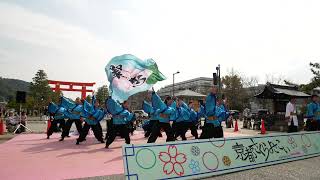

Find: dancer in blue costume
174;98;190;141
147;92;176;143
188;101;199;139
306;94;320;131
219;98;229;128
200;86;226;139
59;97;83;141
105;98;135;148
76;96;105;145
142;92;162;138
47;101;66;139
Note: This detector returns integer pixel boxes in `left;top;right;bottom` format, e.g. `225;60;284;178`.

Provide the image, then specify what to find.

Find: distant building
127;91;148;111
157;77;212;97
127;77;212;111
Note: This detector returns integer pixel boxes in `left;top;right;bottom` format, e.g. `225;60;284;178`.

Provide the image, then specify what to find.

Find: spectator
20;112;27;132
285;97;298;133
6;111;18;133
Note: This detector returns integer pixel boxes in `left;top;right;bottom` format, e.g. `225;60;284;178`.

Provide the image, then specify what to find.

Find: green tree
95;85;109;103
310;62;320;77
222;70;249;111
86;95;92;103
29;70;52;114
51;90;63;104
300;62;320;93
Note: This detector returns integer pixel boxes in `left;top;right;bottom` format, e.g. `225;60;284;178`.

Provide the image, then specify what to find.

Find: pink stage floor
0;131;248;180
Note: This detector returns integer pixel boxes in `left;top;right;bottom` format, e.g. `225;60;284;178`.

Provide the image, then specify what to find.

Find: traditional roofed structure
254;83;310;113
255;83;310;99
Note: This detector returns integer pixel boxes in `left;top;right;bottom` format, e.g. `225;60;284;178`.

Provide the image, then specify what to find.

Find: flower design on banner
189;159;200;174
191;146;200;156
159;145;187;176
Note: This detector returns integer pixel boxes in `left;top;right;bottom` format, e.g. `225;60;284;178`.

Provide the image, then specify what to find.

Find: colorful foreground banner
105;54;166;103
122;132;320;180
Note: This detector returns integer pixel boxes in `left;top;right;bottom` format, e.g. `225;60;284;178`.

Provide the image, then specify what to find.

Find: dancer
47;101;66;139
200;87;225;139
105;98;135;148
142;93;162;138
188;101;199;139
174;98;190;141
147;92;175;143
59;97;83;141
219;98;229;127
76;96;105;145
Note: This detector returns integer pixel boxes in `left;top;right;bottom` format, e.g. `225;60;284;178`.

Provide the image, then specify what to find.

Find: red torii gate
48;80;95;99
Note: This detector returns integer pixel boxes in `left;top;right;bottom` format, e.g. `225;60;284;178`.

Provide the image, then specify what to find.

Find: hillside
0;77;30;101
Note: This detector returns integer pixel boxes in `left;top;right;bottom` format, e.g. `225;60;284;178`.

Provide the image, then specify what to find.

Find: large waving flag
105;54;166;102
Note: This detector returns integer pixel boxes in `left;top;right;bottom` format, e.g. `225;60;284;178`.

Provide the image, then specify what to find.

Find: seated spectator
6;112;18;133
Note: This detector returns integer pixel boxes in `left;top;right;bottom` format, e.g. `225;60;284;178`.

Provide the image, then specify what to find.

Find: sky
0;0;319;98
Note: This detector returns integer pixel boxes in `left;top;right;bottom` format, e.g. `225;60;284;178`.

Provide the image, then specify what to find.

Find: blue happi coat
174;101;191;123
150;92;175;123
142;100;158;121
205;93;225;127
306;102;320;121
198;104;206;118
219;104;229;123
48;102;66;120
106;98;134;125
60;96;83;120
189;108;199;123
82;96;106;125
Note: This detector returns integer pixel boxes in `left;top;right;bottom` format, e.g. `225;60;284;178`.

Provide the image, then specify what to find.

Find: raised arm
105;97;124;115
205;93;216;115
143;101;155;114
151;92;167;111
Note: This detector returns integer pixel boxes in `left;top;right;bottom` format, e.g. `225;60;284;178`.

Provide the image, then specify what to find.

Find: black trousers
200;124;223;139
175;122;188;140
144;120;162;138
77;122;103;142
189;122;199;139
317;121;320;131
129;121;135;134
106;124;130;147
105;118;113;140
307;119;319;131
148;122;174;143
47;119;65;137
172;122;177;137
287;125;298;133
61;119;83;138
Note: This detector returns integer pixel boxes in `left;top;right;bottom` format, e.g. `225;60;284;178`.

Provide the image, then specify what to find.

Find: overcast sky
0;0;318;98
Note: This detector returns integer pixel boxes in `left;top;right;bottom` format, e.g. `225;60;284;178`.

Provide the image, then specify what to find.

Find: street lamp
172;71;180;96
215;64;221;98
216;64;221;91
